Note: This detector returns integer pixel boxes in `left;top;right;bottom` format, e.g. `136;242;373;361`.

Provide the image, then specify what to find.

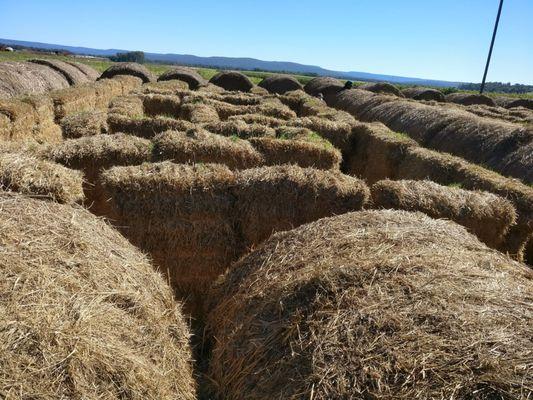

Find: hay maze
1;62;532;399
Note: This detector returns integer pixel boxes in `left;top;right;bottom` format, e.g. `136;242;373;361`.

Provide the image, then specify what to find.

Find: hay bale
304;76;343;97
252;100;297;120
112;74;144;93
0;61;70;98
50;85;97;122
288;115;355;154
0;98;38;141
371;179;517;247
0;151;84;203
206;209;532;400
19;94;62;143
179;102;220;123
93;78;125;109
402;86;445;102
228;113;285;127
214;92;263;106
108;113;194;138
334;88;394;118
232;165;369;248
61;110;108;138
48;133;151;213
136;79;190;95
64;60;100;80
258;74;303;94
249;135;341;170
446;92;496;106
495;97;533;110
203;119;276;139
209;71;254;92
99;162;238;309
141;94;181;118
99;62;155;83
359;81;404;97
153;128;263;169
158;66;208;89
0;193;196;399
28;59;90;85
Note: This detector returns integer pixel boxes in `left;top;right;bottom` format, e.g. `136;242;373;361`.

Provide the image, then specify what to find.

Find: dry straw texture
359;82;404;97
158;66;207;89
228;113;285;127
152;129;263;169
206;210;533;400
100;62;155;83
0;151;84;203
304;76;344;98
495;97;533;110
61;110;108;138
232;164;369;248
136;80;189;95
401;86;445;102
0;193;196;400
0;61;69;98
258;75;303;94
28;59;91;85
446;92;496;106
371;179;517;247
142;94;181;118
209;71;254;92
179;102;220;124
50;85;97;122
203;119;276;139
65;60;101;80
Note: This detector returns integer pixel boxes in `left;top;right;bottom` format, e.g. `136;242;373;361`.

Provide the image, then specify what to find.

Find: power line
480;0;504;94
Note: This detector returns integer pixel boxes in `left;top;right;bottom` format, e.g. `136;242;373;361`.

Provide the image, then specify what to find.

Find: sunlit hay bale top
445;92;496;106
206;209;532;400
99;161;238;303
91;77;124;109
228;113;285;127
304;76;344;99
100;62;155;83
158;66;208;89
197;82;226;94
0;138;47;156
258;74;303;94
213;92;264;106
153;128;263;169
249;133;341;170
109;94;144;118
111;74;144;93
140;93;181;118
48;133;152;173
252;99;297;119
232;164;369;247
0;193;196;400
209;71;254;92
179;102;220;123
458;103;533;125
0;61;69;98
495;96;533;110
0;98;39;142
359;81;404;97
135;79;190;95
401;86;445;102
50;85;97;122
371;179;517;248
18;94;63;143
28;59;92;85
0;151;84;204
333;88;394;118
61;110;108;139
203;119;276;139
65;60;101;80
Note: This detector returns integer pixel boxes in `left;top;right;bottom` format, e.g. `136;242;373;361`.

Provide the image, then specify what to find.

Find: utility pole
480;0;504;94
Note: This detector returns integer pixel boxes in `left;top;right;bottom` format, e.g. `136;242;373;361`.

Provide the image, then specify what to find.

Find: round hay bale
207;210;533;400
61;110;108;138
65;60;100;81
158;66;207;89
495;96;533;110
99;62;155;83
153;128;264;169
0;151;84;204
371;179;517;248
445;92;496;106
0;61;69;98
402;86;445;102
28;59;90;86
359;81;404;97
209;71;254;92
0;192;196;399
258;75;303;94
303;77;344;104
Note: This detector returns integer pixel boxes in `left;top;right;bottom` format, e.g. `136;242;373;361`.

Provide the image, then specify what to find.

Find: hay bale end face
28;59;91;86
445;92;496;106
371;179;517;248
359;81;404;97
258;75;303;94
402;87;445;102
158;66;208;89
207;210;533;400
61;110;108;138
209;71;254;92
99;62;155;83
0;193;196;399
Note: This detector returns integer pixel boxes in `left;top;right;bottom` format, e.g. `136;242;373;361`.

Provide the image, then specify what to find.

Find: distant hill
0;38;462;87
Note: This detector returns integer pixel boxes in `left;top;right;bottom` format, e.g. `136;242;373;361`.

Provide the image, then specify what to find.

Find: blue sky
1;0;532;84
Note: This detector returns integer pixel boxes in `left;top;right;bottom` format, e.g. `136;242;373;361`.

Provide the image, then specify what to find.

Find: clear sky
1;0;532;84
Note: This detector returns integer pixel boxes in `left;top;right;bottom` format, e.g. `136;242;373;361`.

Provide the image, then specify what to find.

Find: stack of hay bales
359;81;404;97
402;86;445;102
445;92;496;106
209;71;254;92
0;193;196;399
0;151;84;203
258;75;303;94
48;133;151;213
152;129;264;169
206;210;532;400
371;179;517;247
158;66;207;89
61;110;108;138
99;62;155;83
